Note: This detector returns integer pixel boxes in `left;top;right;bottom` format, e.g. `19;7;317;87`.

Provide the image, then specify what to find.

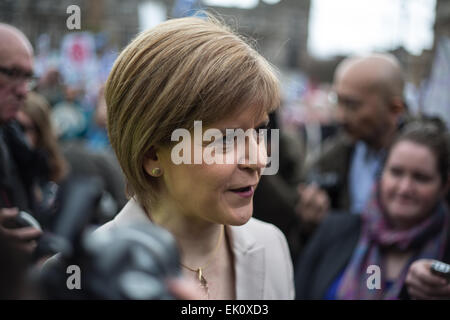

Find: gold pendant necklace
181;225;224;298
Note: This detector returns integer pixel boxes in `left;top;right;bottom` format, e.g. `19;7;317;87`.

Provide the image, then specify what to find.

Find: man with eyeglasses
0;23;42;255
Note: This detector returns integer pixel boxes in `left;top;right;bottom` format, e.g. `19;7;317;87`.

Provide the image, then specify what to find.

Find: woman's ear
143;146;163;177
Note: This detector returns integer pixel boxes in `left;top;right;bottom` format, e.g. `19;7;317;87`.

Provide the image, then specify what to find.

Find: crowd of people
0;13;449;300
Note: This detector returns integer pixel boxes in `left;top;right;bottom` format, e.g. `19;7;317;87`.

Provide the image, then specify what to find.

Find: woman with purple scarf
295;122;450;299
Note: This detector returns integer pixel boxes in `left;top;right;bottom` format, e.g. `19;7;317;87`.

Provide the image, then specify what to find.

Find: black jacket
0;123;31;210
295;214;360;299
294;213;450;300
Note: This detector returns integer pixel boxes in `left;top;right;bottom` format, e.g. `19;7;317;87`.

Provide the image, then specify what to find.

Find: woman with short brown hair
97;15;294;299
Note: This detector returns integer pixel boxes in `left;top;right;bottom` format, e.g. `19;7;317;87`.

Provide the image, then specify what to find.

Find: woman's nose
397;176;414;194
238;131;268;171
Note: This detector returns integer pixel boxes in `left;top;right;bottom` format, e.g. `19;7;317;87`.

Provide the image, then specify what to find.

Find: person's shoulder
241;218;294;299
305;131;354;172
235;218;291;257
240;217;286;242
319;132;353;158
92;200;134;235
93;218;117;235
323;212;360;225
316;213;361;241
93;198;152;235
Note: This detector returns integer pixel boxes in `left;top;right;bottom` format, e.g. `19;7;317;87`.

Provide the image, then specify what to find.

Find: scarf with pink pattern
337;187;449;300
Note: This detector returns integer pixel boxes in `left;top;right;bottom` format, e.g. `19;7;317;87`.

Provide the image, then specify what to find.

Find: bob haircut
105;15;281;211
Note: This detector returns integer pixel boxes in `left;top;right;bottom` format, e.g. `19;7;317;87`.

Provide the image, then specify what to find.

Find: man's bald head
333;53;406;149
335;53;404;101
0;23;33;59
0;24;34;123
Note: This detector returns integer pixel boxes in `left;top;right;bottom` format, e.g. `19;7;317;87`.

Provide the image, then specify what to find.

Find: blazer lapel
228;224;265;299
113;198;152;228
112;201;267;299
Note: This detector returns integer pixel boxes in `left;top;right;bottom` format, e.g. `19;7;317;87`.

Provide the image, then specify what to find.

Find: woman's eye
218;135;235;152
222;135;234;144
389;167;403;177
413;173;432;183
255;125;270;143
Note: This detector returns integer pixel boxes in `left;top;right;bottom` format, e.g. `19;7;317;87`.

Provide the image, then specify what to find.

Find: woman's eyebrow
215;116;270;134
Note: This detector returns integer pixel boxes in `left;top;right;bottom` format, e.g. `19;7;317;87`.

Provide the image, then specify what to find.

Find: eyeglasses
0;66;39;90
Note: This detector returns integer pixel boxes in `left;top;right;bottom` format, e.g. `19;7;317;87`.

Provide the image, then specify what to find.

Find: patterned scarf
337;187;449;300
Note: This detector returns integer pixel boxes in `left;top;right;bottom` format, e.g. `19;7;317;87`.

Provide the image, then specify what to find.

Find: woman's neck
149;199;235;299
149;200;225;266
383;250;415;281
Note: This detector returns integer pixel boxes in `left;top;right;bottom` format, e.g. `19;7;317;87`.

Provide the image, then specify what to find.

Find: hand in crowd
405;259;450;300
0;207;42;254
167;277;205;300
295;183;330;227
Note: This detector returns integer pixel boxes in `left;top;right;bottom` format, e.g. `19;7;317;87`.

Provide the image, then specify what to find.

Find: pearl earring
151;168;162;177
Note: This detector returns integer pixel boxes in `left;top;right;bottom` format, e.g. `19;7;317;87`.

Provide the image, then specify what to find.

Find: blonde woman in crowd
95;16;294;299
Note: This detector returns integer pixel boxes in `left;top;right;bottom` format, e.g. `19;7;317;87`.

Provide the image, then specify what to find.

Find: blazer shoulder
241;218;295;299
93;218;118;236
243;217;287;241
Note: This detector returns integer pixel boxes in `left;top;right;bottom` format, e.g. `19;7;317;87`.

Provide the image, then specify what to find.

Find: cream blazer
94;198;295;300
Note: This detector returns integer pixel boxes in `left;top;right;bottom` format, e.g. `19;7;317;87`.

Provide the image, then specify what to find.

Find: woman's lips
229;185;254;198
392;196;417;206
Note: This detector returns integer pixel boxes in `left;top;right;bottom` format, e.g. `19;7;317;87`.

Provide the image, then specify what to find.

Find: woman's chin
226;205;253;226
388;209;424;228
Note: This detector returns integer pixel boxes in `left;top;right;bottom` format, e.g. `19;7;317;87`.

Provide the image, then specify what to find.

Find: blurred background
2;1;450;300
0;0;448;169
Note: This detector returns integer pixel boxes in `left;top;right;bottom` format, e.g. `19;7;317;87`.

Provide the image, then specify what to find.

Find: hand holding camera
38;176;192;300
405;259;450;300
0;207;42;254
430;260;450;281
